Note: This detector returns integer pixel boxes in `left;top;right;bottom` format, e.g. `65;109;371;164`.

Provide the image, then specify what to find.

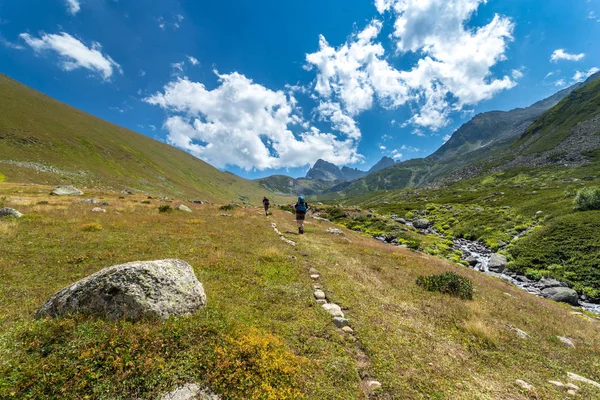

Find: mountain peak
368;156;396;174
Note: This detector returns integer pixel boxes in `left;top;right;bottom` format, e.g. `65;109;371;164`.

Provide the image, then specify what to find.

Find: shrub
140;200;150;204
416;272;473;300
219;204;234;211
81;223;102;232
158;205;172;213
0;196;5;208
37;200;49;205
574;187;600;211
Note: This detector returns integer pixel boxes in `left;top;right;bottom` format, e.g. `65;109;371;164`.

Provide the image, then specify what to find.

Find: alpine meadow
1;0;600;399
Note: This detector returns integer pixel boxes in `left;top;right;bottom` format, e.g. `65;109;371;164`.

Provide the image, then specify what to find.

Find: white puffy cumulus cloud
144;71;362;170
20;32;121;80
306;0;515;131
550;49;585;63
572;67;600;82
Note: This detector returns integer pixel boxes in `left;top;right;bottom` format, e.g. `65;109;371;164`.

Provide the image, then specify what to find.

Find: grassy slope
1;182;599;399
515;75;600;154
0;74;270;203
328;156;600;298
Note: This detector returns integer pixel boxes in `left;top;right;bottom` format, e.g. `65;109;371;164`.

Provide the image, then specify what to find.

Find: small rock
536;210;543;215
366;380;382;391
121;189;133;195
567;389;577;396
78;198;99;204
548;380;564;387
536;278;568;289
161;196;169;202
567;372;600;389
465;256;478;266
175;204;192;213
91;207;106;213
220;213;232;217
326;228;344;235
314;290;326;300
507;324;531;339
309;267;320;275
50;185;83;196
322;303;344;318
310;274;320;280
160;383;220;400
333;317;349;328
0;208;23;218
193;200;204;204
515;379;534;391
413;218;430;229
316;299;327;305
557;336;575;348
566;383;580;391
541;287;579;306
342;326;353;333
488;254;508;273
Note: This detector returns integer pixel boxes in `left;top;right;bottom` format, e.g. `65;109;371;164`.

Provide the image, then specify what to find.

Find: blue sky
1;0;599;179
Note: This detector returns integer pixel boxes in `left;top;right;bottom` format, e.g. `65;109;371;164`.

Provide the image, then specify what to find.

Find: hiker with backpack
293;196;309;234
262;196;270;216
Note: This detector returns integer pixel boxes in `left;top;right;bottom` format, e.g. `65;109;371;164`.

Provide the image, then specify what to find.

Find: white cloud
20;32;121;80
174;14;184;29
171;62;184;74
550;49;585;62
400;144;420;152
144;72;362;170
149;124;157;131
0;36;24;50
65;0;81;15
443;134;452;142
139;69;146;77
554;79;566;87
379;145;386;150
512;68;524;79
381;133;392;141
306;0;515;131
390;149;403;160
316;101;361;139
572;67;600;82
187;55;199;66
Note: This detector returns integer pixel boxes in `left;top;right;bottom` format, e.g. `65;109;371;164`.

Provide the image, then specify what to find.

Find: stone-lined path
268;215;385;399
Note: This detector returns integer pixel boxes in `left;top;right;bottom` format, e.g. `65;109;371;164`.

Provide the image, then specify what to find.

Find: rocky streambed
453;238;600;315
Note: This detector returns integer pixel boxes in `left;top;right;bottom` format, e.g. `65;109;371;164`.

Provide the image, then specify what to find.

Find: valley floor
1;182;600;399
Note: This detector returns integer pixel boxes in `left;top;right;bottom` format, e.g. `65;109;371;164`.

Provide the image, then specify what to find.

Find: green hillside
515;73;600;154
0;74;271;202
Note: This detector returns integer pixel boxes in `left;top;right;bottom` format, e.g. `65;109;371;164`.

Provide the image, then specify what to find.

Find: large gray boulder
36;259;206;320
51;185;84;196
413;219;431;229
0;207;23;218
541;287;579;306
488;254;508;272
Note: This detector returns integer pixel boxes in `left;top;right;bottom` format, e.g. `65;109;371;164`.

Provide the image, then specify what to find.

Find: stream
453;238;600;315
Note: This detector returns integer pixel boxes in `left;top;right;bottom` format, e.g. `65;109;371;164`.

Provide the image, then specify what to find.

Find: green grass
515;75;600;153
0;74;278;203
2;183;600;399
323;160;600;298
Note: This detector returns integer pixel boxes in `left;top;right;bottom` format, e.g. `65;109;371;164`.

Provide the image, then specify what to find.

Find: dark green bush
574;187;600;211
140;200;151;204
219;204;234;211
416;272;473;300
158;205;172;213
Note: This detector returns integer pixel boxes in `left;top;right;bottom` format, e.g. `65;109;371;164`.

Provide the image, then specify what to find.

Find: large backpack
296;197;307;213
